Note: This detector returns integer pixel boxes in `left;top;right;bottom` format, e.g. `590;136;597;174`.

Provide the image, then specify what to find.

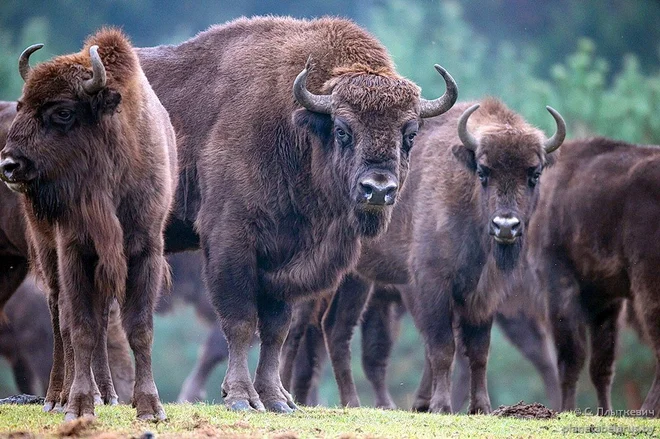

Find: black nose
490;216;521;243
0;156;23;182
358;174;398;206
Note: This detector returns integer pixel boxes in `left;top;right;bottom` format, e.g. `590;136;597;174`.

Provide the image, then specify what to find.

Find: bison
289;98;565;413
0;29;177;420
528;137;660;416
135;16;457;412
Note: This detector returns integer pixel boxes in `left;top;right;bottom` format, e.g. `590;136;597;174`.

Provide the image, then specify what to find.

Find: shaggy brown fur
0;29;176;420
136;16;455;412
528;137;660;416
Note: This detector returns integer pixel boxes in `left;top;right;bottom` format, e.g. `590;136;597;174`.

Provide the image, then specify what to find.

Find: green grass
0;404;658;438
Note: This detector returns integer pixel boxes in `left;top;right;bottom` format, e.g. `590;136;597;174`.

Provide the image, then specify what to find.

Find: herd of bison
0;15;658;424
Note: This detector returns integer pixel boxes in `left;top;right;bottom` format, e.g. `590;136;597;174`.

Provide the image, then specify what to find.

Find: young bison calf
0;29;176;421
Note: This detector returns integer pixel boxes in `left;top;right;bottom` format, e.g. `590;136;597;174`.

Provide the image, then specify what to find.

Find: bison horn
18;44;44;82
83;45;107;95
419;65;458;118
457;104;480;151
293;56;332;115
543;106;566;153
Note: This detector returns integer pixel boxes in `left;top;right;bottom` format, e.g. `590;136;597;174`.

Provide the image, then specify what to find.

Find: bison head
293;58;457;237
0;31;134;221
453;98;565;271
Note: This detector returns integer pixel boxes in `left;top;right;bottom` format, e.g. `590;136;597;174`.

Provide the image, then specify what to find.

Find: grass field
0;404;658;438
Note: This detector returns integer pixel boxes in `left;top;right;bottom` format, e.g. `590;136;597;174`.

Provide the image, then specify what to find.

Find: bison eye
529;171;541;188
52;109;74;125
334;126;351;145
476;166;489;186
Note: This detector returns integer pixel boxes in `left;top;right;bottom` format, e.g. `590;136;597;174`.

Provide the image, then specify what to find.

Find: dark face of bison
0;45;121;221
293;61;457;237
453;102;565;271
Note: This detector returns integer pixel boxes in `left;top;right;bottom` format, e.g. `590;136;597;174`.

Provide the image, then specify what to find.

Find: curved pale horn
83;45;107;95
419;65;458;118
543;106;566;153
19;44;44;82
457;104;480;151
293;56;332;114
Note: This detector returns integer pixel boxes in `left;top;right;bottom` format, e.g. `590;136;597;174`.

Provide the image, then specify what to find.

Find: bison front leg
360;287;402;409
203;226;263;412
291;322;327;405
58;248;107;421
415;294;455;414
254;295;298;413
121;249;166;420
495;312;560;410
458;317;493;414
178;322;228;402
280;299;317;393
323;273;372;408
90;300;119;406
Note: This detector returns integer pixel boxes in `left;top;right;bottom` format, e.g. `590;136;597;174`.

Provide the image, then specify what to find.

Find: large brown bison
298;98;565;413
0;29;177;420
136;16;457;412
528;137;660;416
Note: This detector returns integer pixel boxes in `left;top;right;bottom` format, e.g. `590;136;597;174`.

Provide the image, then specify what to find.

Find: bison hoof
228;400;256;412
43;401;56;412
53;402;65;413
265;400;296;413
468;402;491;415
94;395;104;405
137;409;166;422
108;397;119;406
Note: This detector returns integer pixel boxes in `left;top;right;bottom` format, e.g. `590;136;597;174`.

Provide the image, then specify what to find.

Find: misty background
0;0;658;410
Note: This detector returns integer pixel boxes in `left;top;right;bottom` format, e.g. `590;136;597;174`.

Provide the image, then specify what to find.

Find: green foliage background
0;0;657;411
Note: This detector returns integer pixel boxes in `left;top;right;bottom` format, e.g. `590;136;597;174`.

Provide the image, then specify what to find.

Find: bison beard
354;208;391;238
492;240;522;272
26;178;68;223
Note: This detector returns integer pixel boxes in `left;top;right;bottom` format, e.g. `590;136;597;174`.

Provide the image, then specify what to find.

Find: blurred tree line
0;0;658;410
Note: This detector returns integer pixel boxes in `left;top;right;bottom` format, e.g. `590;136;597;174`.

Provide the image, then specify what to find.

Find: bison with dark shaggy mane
0;29;177;421
136;16;457;412
529;137;660;416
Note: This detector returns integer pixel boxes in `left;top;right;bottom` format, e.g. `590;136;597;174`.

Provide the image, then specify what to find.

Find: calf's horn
83;45;107;95
419;65;458;118
19;44;44;82
543;106;566;153
457;104;480;151
293;56;332;115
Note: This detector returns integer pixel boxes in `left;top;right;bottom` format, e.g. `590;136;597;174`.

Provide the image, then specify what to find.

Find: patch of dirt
491;401;556;420
6;432;36;438
57;415;96;437
0;394;45;405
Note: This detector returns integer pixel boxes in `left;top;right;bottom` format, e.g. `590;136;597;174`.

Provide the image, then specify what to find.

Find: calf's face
0;45;120;220
454;103;565;271
293;61;457;237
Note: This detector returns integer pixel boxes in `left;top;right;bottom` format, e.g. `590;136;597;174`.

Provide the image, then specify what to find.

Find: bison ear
90;88;122;120
292;108;332;143
452;143;476;172
543;149;559;168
